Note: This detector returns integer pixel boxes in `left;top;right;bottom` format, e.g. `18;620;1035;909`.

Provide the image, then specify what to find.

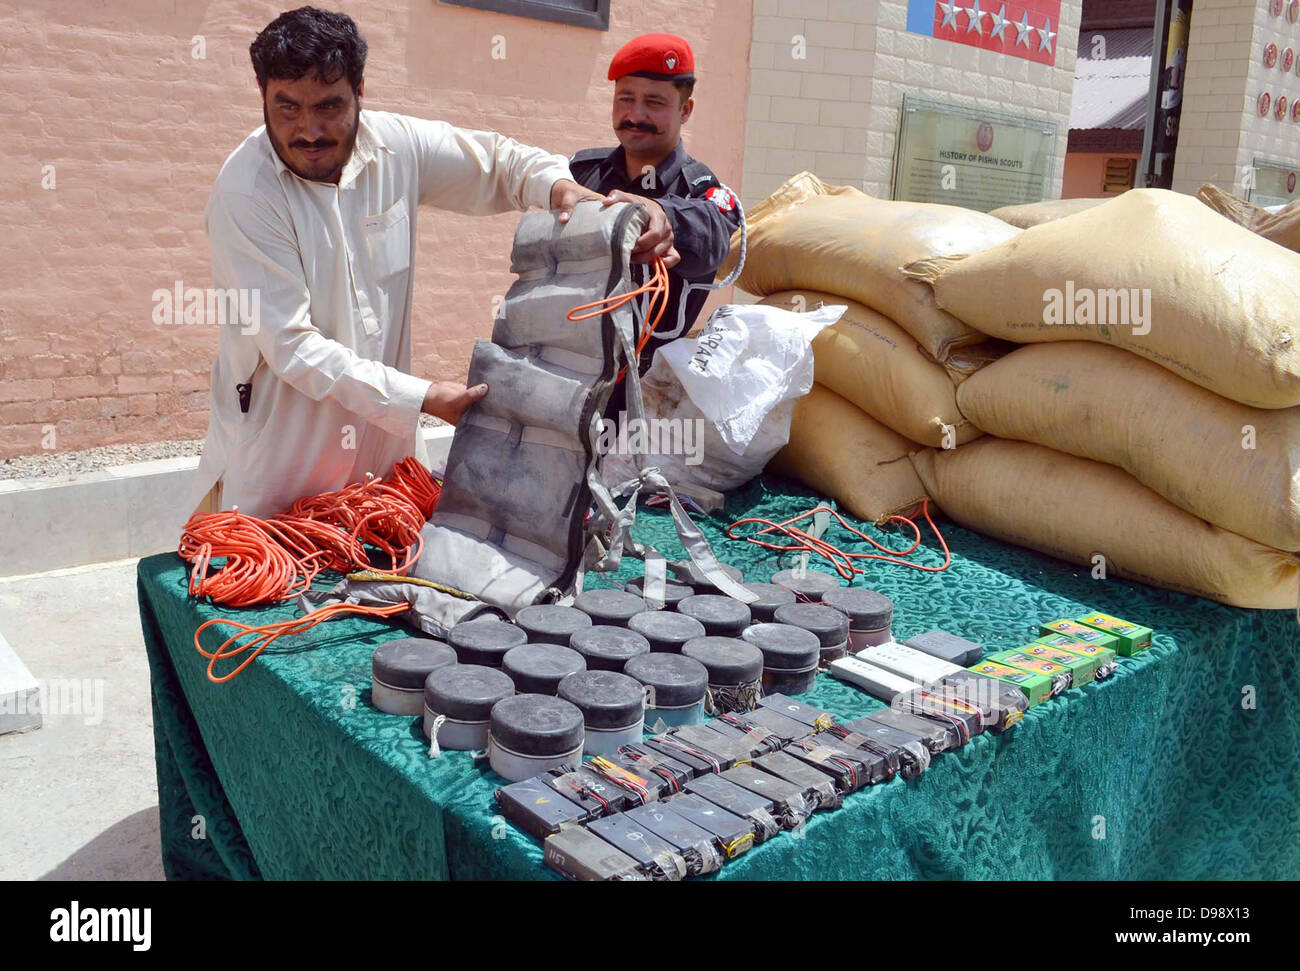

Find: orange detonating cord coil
726;500;952;582
566;256;670;381
179;457;442;682
193;601;410;684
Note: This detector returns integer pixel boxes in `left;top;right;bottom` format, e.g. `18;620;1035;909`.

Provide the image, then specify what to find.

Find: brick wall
743;0;1082;205
1174;0;1300;198
0;0;752;460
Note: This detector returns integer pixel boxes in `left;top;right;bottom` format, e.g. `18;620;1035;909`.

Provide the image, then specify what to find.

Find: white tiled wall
1174;0;1300;196
743;0;1082;204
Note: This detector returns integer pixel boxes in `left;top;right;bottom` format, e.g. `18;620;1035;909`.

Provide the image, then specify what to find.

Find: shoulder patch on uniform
705;185;737;212
681;158;717;187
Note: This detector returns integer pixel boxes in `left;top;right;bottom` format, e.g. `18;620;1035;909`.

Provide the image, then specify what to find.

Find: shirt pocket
362;197;411;284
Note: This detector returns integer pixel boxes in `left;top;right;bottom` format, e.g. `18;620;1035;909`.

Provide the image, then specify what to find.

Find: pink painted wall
1061;151;1140;198
0;0;753;460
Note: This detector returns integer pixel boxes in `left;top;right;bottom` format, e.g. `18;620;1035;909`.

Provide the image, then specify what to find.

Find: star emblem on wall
923;1;1059;62
1015;11;1033;47
938;0;960;30
1037;16;1056;53
989;3;1009;41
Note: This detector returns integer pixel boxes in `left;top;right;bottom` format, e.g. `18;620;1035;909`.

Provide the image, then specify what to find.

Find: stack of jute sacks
1197;182;1300;253
727;174;1300;609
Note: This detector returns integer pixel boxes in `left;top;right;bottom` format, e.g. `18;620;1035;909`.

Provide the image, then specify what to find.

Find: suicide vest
304;199;753;636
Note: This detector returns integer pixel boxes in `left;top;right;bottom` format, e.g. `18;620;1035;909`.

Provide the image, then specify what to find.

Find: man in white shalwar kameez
190;7;641;518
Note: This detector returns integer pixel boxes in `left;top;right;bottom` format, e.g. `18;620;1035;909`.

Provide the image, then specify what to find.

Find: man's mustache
292;140;338;149
617;122;660;134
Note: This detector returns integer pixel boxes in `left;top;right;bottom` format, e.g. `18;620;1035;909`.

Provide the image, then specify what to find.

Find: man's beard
263;99;360;183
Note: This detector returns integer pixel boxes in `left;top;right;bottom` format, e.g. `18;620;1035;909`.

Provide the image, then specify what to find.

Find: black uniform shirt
569;142;741;371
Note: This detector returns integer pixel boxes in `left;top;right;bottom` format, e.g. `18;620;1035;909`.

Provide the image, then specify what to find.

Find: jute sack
738;170;854;232
720;171;854;279
1197;183;1300;252
989;197;1112;228
734;189;1021;361
767;384;928;523
932;339;1017;385
902;188;1300;409
911;438;1299;609
759;290;982;448
956;342;1300;551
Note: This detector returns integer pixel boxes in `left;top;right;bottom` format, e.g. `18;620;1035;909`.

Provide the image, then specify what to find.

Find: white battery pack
828;655;920;702
856;641;963;685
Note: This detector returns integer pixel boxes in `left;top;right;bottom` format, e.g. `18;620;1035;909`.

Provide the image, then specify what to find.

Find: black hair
250;6;367;93
672;79;696;104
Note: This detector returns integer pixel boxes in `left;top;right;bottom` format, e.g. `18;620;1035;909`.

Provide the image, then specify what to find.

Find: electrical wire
720;832;755;858
791;737;858;791
552;769;610;814
181;456;442;682
726;500;952;582
180;456;441;608
193;600;409;684
706;682;762;718
718;713;780;752
589;757;653;806
566;256;670;382
650;736;720;774
618;745;681;793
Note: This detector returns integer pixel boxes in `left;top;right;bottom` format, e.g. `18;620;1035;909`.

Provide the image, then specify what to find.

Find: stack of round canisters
447;619;527;668
569;626;651;672
371;638;457;715
502;643;586;694
423;664;515;750
487;694;585;781
558;670;646;755
627;610;706;653
682;636;765;714
624;576;694;609
770;568;839;602
573;589;646;627
624;652;709;727
677;595;752;637
515;605;591;645
821;588;894;651
773;603;850;663
740;582;797;622
742;623;821;694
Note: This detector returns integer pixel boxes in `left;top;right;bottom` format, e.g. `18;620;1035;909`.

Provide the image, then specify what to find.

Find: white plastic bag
600;301;844;497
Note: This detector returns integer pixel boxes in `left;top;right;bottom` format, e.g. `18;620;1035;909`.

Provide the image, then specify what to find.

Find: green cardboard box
1012;642;1100;685
1034;633;1118;672
1039;619;1121;655
967;659;1051;707
1075;611;1152;656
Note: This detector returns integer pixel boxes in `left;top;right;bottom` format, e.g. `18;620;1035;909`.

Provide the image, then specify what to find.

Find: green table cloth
140;476;1300;880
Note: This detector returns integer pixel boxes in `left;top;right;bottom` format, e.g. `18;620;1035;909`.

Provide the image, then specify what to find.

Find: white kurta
190;109;571;519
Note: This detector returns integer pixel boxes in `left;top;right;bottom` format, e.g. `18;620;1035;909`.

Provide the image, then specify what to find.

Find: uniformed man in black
569;33;742;423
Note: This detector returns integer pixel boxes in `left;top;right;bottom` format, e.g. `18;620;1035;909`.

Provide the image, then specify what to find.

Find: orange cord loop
179;457;441;682
566;256;671;382
193;601;409;684
726;500;951;583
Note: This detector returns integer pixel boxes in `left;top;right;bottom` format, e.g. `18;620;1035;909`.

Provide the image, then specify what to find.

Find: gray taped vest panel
409;200;647;617
300;198;753;635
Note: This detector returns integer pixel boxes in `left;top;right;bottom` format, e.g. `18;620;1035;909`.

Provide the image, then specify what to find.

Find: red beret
608;33;695;82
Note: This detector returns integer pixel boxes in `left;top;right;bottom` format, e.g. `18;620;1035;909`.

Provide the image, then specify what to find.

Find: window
1103;157;1136;193
439;0;610;30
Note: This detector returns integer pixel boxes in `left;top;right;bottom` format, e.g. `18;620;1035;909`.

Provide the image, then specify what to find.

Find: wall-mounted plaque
892;93;1057;211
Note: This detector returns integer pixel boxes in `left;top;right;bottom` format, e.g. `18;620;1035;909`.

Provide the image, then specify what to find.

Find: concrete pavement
0;558;164;880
